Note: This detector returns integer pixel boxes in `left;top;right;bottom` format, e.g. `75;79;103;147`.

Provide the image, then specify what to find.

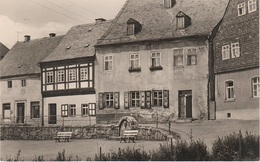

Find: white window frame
61;104;68;117
80;67;88;80
127;24;135;35
153;90;163;107
89;103;96;116
187;48;197;65
21;79;26;87
231;42;240;58
151;52;161;67
69;104;76;116
225;80;235;100
238;2;246;16
173;48;184;66
104;55;113;71
130;91;140;107
130;54;140;69
105;92;114;108
82;104;88;116
222;45;231;60
177;17;185;29
57;70;65;83
68;69;76;81
46;71;53;84
248;0;257;13
252;77;259;97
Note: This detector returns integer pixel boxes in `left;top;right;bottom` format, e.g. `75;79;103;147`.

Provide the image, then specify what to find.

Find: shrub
211;131;259;161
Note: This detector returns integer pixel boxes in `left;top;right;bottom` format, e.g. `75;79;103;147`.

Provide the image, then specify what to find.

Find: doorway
178;90;192;119
48;104;57;124
16;103;25;123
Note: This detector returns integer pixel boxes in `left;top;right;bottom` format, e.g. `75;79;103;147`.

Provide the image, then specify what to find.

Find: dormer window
126;18;142;35
176;11;191;29
164;0;176;8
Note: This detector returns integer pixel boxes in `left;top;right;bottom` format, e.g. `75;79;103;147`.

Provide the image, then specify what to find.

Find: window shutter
145;91;151;109
98;93;104;109
163;90;169;108
124;92;129;109
114;92;120;109
140;91;146;109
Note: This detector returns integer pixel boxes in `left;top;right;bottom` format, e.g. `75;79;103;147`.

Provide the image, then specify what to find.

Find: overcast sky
0;0;126;48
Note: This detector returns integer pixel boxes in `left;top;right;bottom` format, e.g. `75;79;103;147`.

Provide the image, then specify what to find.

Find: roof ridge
16;35;64;43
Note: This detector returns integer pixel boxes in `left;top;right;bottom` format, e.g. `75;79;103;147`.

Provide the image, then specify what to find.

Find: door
17;103;25;123
178;90;192;118
49;104;57;124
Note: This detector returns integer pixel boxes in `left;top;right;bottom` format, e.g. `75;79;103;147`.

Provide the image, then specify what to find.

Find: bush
212;131;259;161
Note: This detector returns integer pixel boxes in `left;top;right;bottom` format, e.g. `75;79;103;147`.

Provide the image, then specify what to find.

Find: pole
156;112;158;129
239;130;242;160
169;121;171;133
171;138;173;161
100;147;102;161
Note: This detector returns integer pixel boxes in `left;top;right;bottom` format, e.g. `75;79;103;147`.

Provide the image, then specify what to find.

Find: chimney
24;35;30;42
95;18;106;24
49;33;56;37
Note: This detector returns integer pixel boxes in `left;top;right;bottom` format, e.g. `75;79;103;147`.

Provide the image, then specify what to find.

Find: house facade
214;0;259;119
95;0;229;124
0;35;63;126
40;19;111;126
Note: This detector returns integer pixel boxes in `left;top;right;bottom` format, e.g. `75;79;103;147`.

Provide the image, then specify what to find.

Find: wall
43;94;96;126
0;76;42;126
96;38;210;123
214;0;259;73
215;68;259;120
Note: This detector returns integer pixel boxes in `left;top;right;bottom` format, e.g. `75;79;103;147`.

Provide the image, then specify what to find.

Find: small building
0;35;63;126
214;0;259;120
40;19;111;126
0;42;9;60
95;0;229;124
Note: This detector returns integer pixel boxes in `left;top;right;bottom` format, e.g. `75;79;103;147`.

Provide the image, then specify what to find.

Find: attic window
164;0;176;8
84;43;90;48
66;46;71;50
126;18;142;35
176;11;191;29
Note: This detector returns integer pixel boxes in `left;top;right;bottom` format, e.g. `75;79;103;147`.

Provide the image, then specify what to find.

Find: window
151;52;161;67
173;49;183;66
130;91;140;107
105;92;114;108
80;68;88;80
46;71;53;84
2;103;11;119
57;70;65;82
127;24;135;35
248;0;257;13
7;80;12;88
177;17;185;29
252;77;259;97
69;104;76;116
222;45;230;60
153;90;163;107
164;0;174;8
21;79;26;87
130;54;140;69
225;81;234;100
238;2;246;16
82;104;88;116
68;69;76;81
89;103;96;116
31;102;40;118
187;48;197;65
104;55;113;70
231;42;240;58
61;104;68;117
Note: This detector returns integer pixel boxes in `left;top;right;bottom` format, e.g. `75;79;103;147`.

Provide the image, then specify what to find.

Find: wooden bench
54;132;72;142
120;130;139;143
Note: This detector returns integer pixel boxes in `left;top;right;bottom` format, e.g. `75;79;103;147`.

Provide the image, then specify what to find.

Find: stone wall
0;125;175;141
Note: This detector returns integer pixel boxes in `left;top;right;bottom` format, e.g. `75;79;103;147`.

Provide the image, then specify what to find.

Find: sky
0;0;126;48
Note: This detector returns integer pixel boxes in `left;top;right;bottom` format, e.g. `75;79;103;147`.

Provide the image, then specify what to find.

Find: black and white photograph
0;0;259;161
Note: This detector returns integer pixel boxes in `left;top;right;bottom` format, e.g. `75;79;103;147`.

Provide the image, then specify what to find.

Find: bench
54;132;72;142
120;130;139;143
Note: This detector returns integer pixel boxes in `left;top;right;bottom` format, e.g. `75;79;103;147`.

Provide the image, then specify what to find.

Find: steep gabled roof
42;20;112;63
0;42;9;60
97;0;229;45
0;36;63;78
